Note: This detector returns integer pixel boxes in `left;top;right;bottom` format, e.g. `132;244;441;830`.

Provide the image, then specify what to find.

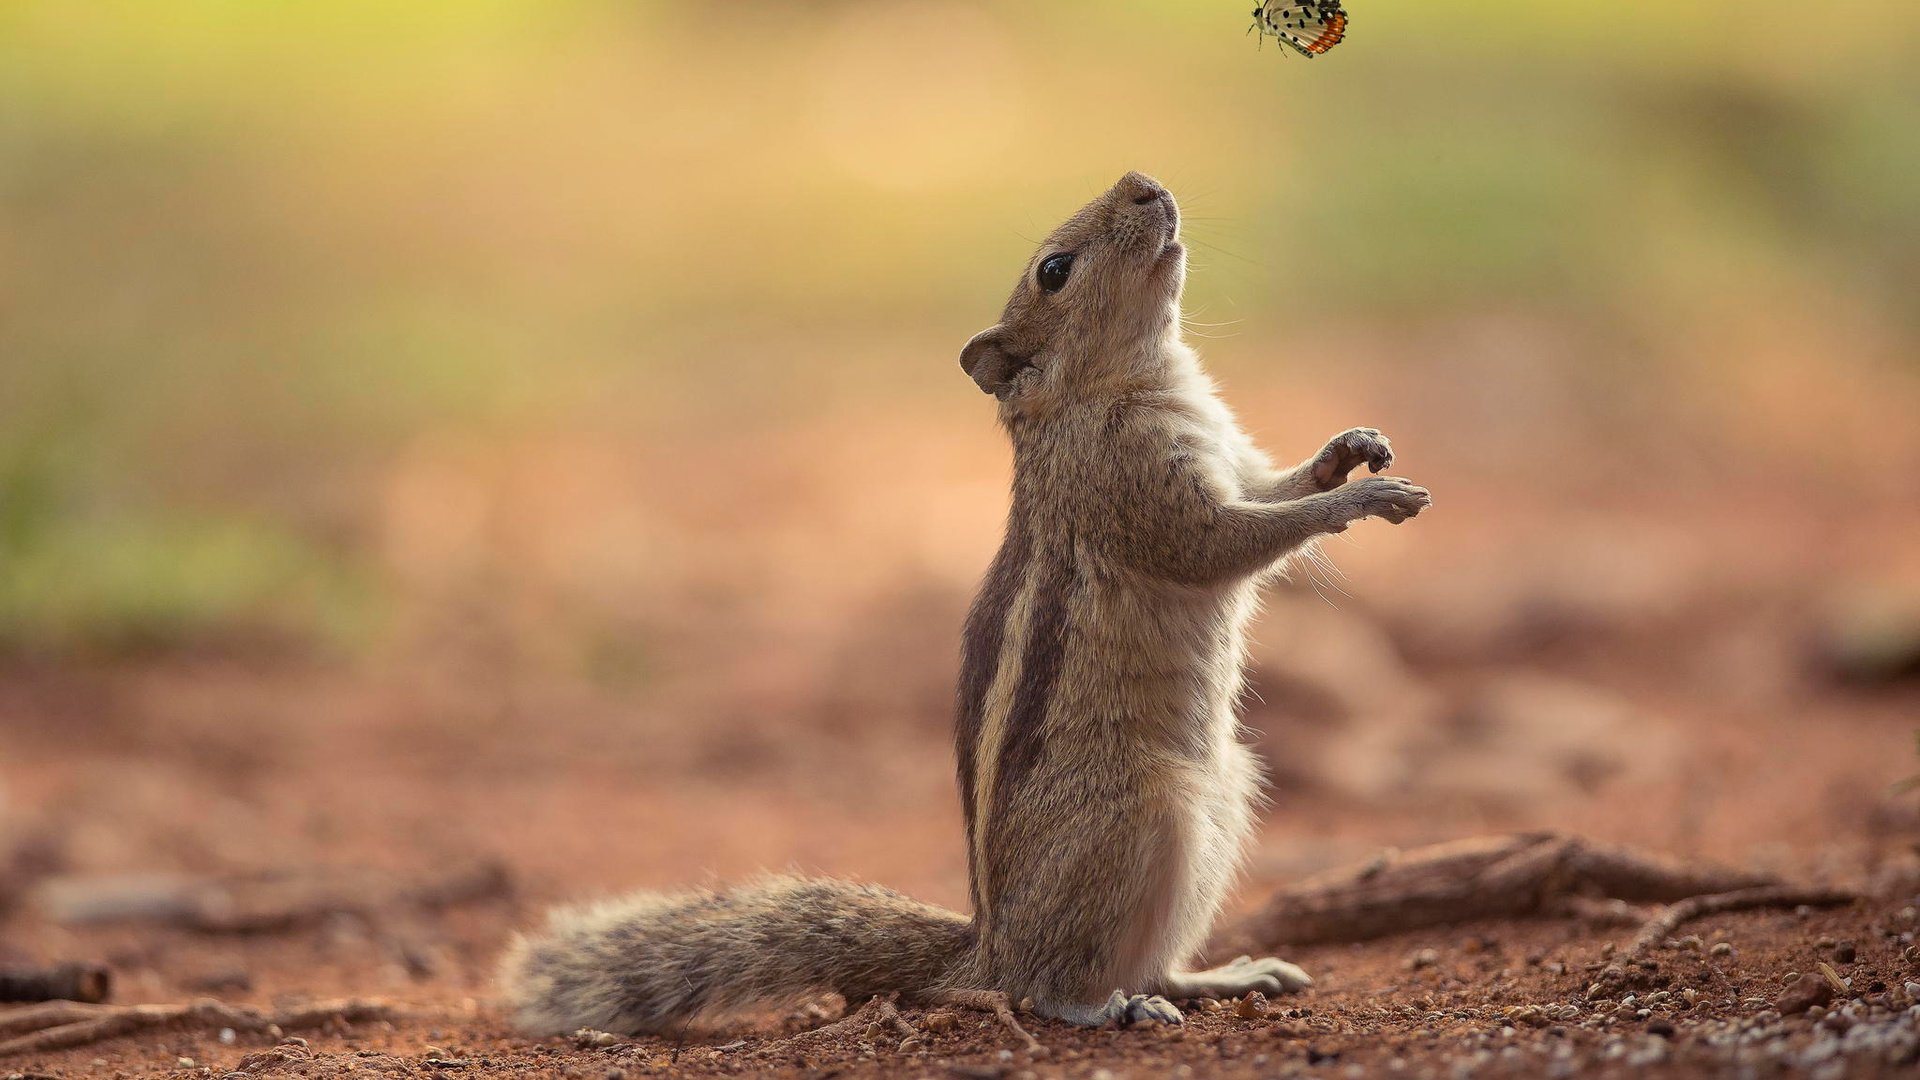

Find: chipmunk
499;171;1430;1035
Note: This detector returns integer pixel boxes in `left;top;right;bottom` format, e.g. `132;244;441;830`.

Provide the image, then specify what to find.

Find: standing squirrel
499;171;1431;1034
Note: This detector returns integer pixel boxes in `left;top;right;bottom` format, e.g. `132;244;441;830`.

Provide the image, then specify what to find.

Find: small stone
177;1059;197;1069
1236;991;1270;1020
1405;948;1439;970
1710;942;1734;957
605;1069;627;1080
1830;941;1857;964
1504;1006;1548;1028
924;1010;958;1033
898;1038;923;1053
571;1029;622;1048
1776;972;1835;1015
1647;1019;1676;1038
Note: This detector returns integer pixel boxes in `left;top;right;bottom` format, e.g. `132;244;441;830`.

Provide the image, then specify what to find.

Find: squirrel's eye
1036;253;1074;293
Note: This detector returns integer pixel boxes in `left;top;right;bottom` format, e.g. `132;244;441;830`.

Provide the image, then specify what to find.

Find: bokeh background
2;0;1918;1006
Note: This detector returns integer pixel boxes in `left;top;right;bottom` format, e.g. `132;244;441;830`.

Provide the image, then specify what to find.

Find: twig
784;995;919;1047
1625;885;1856;959
0;964;110;1005
755;990;1041;1060
0;997;402;1058
1548;895;1647;928
929;991;1041;1055
1226;833;1781;953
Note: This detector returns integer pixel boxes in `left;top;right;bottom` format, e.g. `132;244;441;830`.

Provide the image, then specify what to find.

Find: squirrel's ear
958;325;1029;399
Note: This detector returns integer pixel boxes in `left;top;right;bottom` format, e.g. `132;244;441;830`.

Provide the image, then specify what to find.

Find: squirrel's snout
1116;171;1168;206
1114;172;1179;249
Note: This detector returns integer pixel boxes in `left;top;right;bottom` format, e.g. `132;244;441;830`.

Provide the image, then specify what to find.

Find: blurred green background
2;0;1916;660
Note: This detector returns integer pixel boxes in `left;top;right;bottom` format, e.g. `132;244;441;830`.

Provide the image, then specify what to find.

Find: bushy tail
499;875;975;1035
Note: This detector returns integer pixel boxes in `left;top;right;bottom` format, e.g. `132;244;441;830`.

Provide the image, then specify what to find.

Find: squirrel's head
959;171;1185;413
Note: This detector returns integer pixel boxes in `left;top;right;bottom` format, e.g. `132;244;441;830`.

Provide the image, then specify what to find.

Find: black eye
1036;253;1074;293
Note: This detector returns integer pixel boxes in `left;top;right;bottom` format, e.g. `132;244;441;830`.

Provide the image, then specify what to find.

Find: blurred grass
1;1;1915;657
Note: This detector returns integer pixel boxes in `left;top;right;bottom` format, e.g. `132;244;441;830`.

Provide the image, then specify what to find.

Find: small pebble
1710;942;1734;957
1777;972;1835;1015
571;1029;622;1048
1830;941;1856;964
177;1058;196;1069
1236;991;1269;1020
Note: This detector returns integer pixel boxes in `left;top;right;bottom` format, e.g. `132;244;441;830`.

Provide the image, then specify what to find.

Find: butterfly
1249;1;1349;59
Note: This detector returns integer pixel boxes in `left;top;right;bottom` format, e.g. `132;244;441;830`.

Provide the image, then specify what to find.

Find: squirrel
498;171;1431;1035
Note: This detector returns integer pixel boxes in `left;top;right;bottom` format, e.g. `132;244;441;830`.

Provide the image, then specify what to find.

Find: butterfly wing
1251;1;1349;58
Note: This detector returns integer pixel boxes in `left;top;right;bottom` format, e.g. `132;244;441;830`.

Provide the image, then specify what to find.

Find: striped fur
497;172;1428;1035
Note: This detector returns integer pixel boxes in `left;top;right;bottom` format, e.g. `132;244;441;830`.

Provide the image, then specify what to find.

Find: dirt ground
3;409;1919;1080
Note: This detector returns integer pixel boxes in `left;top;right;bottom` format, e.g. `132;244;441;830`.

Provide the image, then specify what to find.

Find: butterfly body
1249;1;1349;58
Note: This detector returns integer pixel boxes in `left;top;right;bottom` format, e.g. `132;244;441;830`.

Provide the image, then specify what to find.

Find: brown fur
497;172;1430;1034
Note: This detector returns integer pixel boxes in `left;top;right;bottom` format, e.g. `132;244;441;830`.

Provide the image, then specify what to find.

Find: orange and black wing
1251;1;1349;58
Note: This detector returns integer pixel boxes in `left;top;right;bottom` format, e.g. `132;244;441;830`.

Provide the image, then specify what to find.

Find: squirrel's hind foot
1160;954;1312;999
1041;990;1183;1028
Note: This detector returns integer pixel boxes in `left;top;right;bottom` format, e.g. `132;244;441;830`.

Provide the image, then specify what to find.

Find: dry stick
1224;833;1781;954
773;996;919;1050
0;964;111;1005
0;998;403;1059
1548;895;1648;929
1625;885;1857;960
931;991;1042;1055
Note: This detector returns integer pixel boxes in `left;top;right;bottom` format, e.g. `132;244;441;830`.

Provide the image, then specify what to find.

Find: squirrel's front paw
1326;475;1431;531
1309;428;1394;490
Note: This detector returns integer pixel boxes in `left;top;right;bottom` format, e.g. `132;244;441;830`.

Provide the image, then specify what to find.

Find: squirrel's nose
1117;171;1168;206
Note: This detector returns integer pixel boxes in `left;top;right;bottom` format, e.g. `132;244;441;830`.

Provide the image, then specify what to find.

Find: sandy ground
3;409;1919;1080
